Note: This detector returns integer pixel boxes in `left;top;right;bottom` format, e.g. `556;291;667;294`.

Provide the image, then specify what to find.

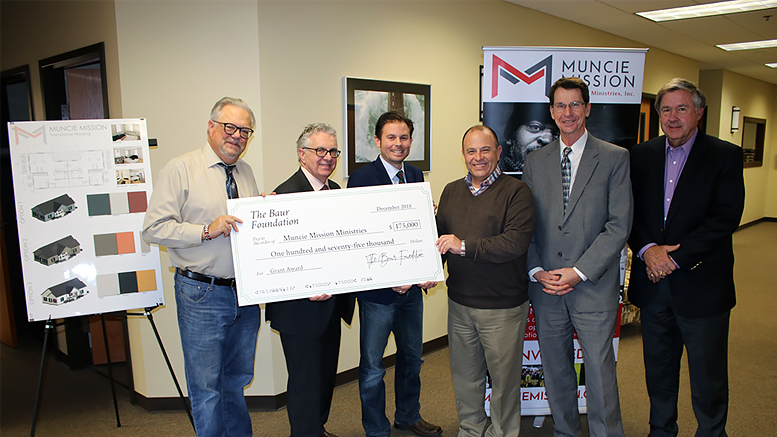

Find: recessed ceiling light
717;39;777;50
766;63;777;68
637;0;777;22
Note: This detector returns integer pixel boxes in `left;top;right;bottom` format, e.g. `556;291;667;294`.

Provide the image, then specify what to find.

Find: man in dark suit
629;78;744;437
266;122;355;437
347;112;440;437
523;77;633;437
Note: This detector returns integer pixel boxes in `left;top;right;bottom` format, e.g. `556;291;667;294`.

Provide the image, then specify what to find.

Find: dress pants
641;279;730;437
448;298;528;437
280;309;341;437
532;299;623;437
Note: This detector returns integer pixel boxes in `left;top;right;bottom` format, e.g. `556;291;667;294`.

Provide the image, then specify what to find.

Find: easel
29;306;195;436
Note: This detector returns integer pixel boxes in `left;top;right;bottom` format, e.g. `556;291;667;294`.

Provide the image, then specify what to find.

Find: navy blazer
264;168;355;337
347;158;425;304
628;130;744;318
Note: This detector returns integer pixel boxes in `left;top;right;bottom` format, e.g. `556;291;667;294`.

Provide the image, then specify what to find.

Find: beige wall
255;0;703;378
0;1;123;120
112;0;282;398
700;69;777;225
3;0;772;402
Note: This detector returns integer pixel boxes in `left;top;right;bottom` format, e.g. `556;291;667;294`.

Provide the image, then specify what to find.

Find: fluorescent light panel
716;39;777;50
766;63;777;68
637;0;777;22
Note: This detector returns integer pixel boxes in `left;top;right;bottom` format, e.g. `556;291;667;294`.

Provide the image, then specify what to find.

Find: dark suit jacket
264;168;355;337
347;158;425;304
524;134;633;312
628;130;745;318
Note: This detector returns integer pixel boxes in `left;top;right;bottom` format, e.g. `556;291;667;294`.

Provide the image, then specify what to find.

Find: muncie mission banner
482;46;646;416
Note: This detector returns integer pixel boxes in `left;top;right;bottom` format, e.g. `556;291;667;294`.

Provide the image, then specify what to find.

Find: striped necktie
396;169;406;184
562;147;572;214
218;163;239;199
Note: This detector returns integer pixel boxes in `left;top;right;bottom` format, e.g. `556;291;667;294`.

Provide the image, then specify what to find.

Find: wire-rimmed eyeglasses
552;101;586;112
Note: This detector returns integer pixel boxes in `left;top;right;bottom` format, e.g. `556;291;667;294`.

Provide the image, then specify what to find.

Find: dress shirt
465;166;502;196
637;128;698;264
558;130;587;195
300;166;328;191
379;156;406;185
142;143;259;279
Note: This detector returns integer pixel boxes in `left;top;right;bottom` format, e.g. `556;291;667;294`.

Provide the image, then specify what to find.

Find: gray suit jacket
522;133;633;312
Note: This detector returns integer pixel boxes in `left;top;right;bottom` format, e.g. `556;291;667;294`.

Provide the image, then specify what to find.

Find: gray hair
297;122;337;151
210;97;256;128
654;78;706;113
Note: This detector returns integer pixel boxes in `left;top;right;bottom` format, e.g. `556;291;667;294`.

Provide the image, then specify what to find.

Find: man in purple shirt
629;78;745;437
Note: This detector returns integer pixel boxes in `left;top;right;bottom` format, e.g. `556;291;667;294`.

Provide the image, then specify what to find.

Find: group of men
142;74;744;437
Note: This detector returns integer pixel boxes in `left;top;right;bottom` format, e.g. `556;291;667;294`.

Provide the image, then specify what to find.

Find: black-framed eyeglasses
302;147;341;158
552;101;586;112
213;121;254;139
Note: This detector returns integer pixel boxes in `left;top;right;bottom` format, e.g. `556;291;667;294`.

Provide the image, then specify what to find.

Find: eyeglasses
302;147;341;158
213;121;254;139
552;101;586;112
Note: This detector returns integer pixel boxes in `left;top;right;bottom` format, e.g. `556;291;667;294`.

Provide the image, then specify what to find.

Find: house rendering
32;194;77;222
33;235;82;266
41;278;88;306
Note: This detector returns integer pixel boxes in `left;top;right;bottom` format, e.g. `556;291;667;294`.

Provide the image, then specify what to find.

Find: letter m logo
14;125;46;145
491;55;553;98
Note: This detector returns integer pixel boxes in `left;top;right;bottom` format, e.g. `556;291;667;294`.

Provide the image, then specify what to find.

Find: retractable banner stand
482;47;646;416
7;119;164;321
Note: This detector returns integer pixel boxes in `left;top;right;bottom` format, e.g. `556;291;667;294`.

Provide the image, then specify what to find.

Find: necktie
396;169;406;184
218;163;239;199
320;183;329;191
562;147;572;214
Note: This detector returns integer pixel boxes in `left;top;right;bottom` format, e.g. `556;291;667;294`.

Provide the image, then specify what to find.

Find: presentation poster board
7;119;164;321
482;46;645;415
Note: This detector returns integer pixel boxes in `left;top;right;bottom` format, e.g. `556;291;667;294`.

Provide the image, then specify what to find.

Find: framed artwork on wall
343;77;431;175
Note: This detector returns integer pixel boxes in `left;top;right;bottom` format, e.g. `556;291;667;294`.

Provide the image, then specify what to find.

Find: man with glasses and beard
266;123;355;437
143;97;261;437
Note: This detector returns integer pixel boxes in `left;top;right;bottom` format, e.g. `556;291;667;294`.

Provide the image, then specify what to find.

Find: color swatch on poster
94;232;135;256
87;191;147;216
96;269;157;297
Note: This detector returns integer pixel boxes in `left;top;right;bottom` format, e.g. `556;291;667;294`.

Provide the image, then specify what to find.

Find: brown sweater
436;175;536;309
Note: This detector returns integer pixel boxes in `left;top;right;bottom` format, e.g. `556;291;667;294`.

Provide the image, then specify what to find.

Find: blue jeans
175;273;262;437
358;287;424;437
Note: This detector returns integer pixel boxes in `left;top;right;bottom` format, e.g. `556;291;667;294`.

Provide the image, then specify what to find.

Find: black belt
176;268;235;288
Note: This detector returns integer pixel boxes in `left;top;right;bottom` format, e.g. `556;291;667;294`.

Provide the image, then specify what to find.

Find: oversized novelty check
228;182;445;305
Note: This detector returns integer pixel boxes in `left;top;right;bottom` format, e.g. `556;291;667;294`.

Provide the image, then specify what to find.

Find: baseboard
737;217;777;231
134;335;449;412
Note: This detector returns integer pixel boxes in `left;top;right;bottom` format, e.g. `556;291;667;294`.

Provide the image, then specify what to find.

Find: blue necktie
218;163;239;199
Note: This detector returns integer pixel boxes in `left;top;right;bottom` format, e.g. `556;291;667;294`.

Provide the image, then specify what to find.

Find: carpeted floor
2;222;775;436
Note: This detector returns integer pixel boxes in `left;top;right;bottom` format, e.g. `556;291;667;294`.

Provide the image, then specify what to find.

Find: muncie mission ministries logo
489;52;640;102
491;54;553;99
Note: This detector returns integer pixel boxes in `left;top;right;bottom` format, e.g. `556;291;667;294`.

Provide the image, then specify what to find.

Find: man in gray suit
522;77;633;437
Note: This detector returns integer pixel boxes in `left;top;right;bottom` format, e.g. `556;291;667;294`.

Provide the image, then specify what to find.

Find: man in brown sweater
436;125;536;437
